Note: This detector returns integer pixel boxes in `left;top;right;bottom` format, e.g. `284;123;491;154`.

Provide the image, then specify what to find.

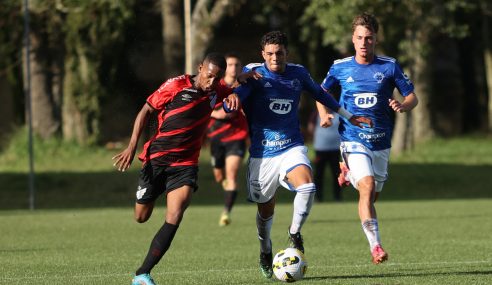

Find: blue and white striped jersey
321;56;414;151
235;62;340;158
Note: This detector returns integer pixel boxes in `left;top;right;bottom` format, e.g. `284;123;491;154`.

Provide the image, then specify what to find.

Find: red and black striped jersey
138;75;232;166
206;103;248;142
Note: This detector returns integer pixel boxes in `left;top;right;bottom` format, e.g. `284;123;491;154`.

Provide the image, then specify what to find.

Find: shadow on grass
1;163;491;210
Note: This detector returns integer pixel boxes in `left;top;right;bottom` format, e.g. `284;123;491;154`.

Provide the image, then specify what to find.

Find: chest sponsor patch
354;93;378;108
269;99;293;114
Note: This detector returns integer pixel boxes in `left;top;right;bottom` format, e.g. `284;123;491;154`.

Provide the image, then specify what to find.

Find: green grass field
1;135;492;284
1;200;491;284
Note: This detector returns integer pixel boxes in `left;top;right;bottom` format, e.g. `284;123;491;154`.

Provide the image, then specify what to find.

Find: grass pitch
1;199;491;284
1;135;491;284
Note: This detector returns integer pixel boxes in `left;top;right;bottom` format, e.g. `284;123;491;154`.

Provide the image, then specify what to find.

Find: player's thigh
210;139;226;169
346;152;374;183
279;146;313;190
165;165;199;194
372;148;390;192
225;155;242;178
136;163;167;204
247;156;281;203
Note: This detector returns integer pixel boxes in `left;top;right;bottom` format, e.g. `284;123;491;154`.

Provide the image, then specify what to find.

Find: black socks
136;222;179;275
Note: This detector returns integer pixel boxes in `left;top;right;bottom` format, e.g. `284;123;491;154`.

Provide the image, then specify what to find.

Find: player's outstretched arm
112;103;154;172
389;93;418;113
237;70;263;83
223;93;240;112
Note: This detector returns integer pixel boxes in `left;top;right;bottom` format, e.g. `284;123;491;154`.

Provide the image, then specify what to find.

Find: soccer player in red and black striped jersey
112;53;238;285
206;53;248;226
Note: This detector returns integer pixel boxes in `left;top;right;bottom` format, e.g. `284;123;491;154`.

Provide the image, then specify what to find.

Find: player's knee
134;203;153;223
134;213;150;223
357;176;375;192
166;210;186;225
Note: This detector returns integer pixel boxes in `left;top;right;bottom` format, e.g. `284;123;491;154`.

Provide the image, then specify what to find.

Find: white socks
362;218;381;251
290;183;316;234
256;212;273;253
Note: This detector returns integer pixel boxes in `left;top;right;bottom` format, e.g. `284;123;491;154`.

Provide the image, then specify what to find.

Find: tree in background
61;1;134;145
161;0;184;77
22;1;64;140
0;1;24;144
301;0;489;152
190;0;246;69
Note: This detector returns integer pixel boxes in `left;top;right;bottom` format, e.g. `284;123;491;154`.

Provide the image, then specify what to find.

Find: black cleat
259;251;273;278
288;228;304;253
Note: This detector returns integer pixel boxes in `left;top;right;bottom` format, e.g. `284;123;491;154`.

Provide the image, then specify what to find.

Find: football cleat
259;251;273;279
287;228;304;253
219;212;231;227
337;162;351;187
371;244;388;264
132;273;156;285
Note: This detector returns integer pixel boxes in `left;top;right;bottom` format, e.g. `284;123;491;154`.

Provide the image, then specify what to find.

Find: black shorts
210;139;246;168
136;163;199;204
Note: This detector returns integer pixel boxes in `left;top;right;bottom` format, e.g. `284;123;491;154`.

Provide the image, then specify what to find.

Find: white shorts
340;142;390;192
247;145;311;203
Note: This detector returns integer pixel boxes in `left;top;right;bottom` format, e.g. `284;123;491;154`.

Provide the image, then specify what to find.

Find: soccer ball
272;248;307;282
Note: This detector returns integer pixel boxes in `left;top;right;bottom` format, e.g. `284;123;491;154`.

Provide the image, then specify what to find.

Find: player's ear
197;64;203;74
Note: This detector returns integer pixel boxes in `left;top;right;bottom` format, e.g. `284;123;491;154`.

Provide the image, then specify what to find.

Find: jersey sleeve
146;79;178;110
300;66;341;112
320;64;340;94
233;64;261;103
393;61;414;97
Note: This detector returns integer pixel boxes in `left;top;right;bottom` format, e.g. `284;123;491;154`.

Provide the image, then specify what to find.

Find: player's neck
355;54;374;65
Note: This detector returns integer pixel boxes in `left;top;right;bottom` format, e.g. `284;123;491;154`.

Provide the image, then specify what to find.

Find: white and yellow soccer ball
272;248;307;282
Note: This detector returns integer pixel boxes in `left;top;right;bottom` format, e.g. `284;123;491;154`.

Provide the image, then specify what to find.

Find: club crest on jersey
291;79;301;90
269;99;292;114
209;91;217;108
373;72;385;83
354;92;378;108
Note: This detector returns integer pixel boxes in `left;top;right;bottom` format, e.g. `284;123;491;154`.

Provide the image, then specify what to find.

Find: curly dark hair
260;31;288;50
203;52;227;71
352;12;379;34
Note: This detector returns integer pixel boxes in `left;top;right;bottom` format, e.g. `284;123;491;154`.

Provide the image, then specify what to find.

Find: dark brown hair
352;12;379;34
261;31;288;50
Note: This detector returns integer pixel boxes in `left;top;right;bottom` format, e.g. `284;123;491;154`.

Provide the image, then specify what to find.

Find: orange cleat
371;244;388;264
337;162;351;187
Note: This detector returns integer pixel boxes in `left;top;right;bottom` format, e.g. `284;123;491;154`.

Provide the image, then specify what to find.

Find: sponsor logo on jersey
181;94;192;102
358;131;386;142
373;72;385;83
264;82;272;88
261;138;292;148
346;76;354;83
269;99;293;114
136;186;147;200
354;92;378;108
